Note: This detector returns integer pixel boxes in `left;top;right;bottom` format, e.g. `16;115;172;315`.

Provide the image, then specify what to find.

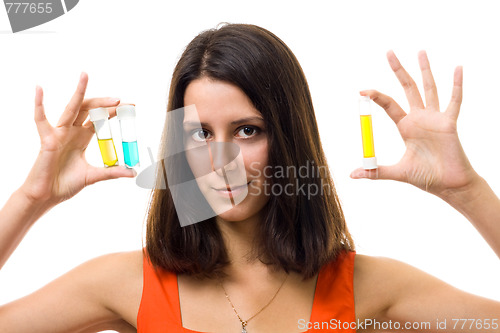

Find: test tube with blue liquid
116;105;140;168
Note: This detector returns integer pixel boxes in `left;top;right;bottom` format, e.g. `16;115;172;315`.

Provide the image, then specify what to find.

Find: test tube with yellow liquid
359;96;377;169
89;107;118;167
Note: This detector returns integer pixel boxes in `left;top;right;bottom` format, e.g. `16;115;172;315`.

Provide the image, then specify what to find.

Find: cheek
185;150;203;179
242;140;268;179
184;142;215;180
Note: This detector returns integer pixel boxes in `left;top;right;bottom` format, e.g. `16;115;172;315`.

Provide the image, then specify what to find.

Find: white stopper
359;96;372;116
363;157;378;170
88;107;109;122
116;105;136;119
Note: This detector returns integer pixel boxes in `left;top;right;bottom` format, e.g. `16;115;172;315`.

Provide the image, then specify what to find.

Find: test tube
88;107;118;167
359;96;377;170
116;105;140;168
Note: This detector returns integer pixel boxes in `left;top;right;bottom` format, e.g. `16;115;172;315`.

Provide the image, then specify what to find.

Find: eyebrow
183;116;265;127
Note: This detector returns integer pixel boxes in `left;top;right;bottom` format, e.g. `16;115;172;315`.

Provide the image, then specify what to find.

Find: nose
208;142;240;175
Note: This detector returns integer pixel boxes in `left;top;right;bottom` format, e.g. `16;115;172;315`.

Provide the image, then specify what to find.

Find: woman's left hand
350;51;480;200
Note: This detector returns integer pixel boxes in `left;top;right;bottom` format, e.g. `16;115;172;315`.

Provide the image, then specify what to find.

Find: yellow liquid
98;138;118;167
360;115;375;158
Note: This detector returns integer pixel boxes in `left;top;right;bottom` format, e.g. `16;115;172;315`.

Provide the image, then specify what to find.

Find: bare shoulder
73;250;143;296
353;254;500;323
84;250;144;326
353;254;443;321
353;253;422;287
353;255;500;332
0;250;144;333
87;250;143;280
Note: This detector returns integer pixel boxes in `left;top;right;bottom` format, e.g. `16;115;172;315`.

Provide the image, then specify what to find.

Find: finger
81;97;122;111
34;85;52;138
445;66;463;120
73;97;120;126
85;165;137;186
418;50;439;110
81;106;118;129
107;106;118;119
387;50;425;110
81;102;135;127
108;103;136;120
360;90;407;125
57;72;88;127
350;165;406;182
82;119;94;129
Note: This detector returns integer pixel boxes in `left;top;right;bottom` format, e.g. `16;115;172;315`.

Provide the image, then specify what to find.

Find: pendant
241;322;247;333
241;327;247;333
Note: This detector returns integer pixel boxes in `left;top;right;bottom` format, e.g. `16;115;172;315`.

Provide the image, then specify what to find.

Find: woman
0;24;499;333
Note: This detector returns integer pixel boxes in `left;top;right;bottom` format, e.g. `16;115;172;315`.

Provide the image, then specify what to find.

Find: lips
213;181;251;191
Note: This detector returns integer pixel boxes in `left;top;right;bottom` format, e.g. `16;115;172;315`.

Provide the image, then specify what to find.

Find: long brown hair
146;23;354;279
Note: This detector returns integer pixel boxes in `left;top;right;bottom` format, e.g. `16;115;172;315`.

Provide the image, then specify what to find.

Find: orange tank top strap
137;253;186;332
308;250;356;332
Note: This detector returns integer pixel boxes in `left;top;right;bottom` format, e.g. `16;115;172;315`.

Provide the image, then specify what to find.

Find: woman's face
183;77;270;222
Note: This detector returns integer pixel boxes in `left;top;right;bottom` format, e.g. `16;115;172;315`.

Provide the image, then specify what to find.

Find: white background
0;0;499;329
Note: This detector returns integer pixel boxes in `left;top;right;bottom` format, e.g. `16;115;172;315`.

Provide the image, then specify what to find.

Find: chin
216;206;252;222
216;196;270;224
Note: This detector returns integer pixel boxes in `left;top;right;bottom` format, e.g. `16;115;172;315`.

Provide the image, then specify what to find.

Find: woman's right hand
19;72;136;209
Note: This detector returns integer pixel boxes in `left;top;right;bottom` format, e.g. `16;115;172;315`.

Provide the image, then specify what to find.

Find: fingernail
108;98;120;104
354;170;366;178
131;169;137;177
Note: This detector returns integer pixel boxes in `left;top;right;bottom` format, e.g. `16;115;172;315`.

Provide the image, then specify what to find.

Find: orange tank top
137;251;356;332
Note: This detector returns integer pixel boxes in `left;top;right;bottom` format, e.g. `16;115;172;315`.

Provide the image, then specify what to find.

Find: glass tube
116;105;140;168
89;107;118;167
359;96;377;170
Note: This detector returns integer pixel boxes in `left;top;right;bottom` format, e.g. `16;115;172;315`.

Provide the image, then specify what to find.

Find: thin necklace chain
218;273;288;331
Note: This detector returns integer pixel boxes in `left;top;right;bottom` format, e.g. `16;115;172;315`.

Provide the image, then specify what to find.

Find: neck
216;210;276;281
216;213;259;262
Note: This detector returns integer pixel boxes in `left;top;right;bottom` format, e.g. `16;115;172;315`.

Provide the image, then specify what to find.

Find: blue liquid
122;141;139;168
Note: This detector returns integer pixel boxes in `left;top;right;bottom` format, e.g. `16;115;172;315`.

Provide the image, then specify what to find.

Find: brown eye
191;129;212;142
237;126;259;138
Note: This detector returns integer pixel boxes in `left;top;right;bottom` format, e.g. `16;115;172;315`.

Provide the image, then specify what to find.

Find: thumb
86;166;137;186
350;165;405;181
